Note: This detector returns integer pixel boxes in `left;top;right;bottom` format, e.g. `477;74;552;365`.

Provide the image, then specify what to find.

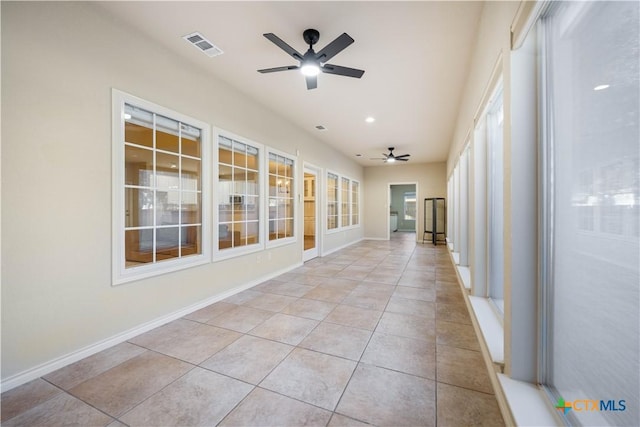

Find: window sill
468;295;504;365
456;265;471;290
451;251;460;265
497;374;560;427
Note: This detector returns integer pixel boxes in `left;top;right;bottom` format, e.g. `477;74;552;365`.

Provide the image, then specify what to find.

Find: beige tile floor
1;232;505;426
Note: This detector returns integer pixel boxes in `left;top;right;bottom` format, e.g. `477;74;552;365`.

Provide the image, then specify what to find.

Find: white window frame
266;147;297;249
111;89;211;285
214;129;265;260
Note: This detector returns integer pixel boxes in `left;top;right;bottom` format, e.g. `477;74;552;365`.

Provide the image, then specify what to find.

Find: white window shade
541;2;639;426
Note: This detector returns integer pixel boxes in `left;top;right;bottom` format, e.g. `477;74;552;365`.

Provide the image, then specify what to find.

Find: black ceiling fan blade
258;65;299;73
397;158;409;161
263;33;304;61
306;75;317;90
321;64;365;78
315;33;354;62
395;154;410;159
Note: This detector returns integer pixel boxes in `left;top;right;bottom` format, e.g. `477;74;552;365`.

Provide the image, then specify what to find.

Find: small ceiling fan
257;29;365;90
371;147;411;163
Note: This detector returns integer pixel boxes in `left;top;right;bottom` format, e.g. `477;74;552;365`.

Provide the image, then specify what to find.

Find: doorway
303;167;319;261
389;183;418;240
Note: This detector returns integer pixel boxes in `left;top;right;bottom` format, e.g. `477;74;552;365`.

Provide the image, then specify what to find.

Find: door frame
388;182;419;240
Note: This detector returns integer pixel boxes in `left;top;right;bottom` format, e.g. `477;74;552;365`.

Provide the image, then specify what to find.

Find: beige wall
363;163;446;240
1;2;363;383
446;1;520;175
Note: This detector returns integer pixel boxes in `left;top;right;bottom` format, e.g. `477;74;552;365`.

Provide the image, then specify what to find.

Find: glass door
303;168;319;261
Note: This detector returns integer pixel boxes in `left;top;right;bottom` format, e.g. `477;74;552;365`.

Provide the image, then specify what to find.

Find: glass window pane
233;141;246;167
488;87;504;312
156;227;179;261
246;221;259;245
219;146;233;165
232;222;246;247
182;135;200;158
125;188;154;228
156;190;179;225
182;157;200;191
246;146;259;170
125;229;153;265
285;218;294;238
181;192;200;225
181;225;201;256
218;223;233;249
156;125;179;154
125;145;153;186
245;196;259;221
247;171;259;195
268;154;277;174
125;121;153;148
543;2;640;426
268;220;277;240
284;159;293;178
156;153;180;188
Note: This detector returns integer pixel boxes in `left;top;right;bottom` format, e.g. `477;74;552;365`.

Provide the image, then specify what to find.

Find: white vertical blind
487;86;504;312
542;2;639;425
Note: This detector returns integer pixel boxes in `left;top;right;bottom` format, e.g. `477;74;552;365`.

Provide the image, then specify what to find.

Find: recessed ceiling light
365;117;375;123
594;84;610;91
355;154;362;157
315;125;327;131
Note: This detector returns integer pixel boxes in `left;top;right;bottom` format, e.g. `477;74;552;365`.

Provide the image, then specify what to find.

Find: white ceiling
98;1;483;166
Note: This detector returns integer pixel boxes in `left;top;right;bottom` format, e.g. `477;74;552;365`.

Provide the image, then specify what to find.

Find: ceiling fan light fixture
386;157;396;163
301;62;320;76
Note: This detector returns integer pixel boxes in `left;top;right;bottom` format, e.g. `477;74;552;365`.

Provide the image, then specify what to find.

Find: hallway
2;234;503;426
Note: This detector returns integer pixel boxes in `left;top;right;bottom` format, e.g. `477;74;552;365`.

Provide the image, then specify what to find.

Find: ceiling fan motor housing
303;29;320;46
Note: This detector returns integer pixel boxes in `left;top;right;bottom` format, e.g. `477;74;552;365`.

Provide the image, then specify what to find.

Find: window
341;177;350;227
487;84;504;314
458;146;470;267
351;180;360;226
403;192;416;220
112;90;210;285
268;151;295;243
539;2;639;425
327;172;339;230
218;134;261;251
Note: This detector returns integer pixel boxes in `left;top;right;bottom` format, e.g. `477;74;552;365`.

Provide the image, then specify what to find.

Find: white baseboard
0;262;302;392
363;236;388;241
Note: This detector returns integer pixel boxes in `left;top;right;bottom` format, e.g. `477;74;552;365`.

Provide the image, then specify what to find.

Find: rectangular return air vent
183;32;223;57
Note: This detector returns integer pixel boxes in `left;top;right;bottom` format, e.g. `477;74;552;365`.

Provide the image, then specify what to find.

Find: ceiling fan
257;29;365;90
371;147;411;163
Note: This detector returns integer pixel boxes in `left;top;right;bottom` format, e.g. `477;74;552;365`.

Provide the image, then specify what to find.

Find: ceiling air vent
183;32;223;58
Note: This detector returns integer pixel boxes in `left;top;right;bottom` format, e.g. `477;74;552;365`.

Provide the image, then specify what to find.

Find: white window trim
111;89;211;285
213;128;265;261
265;146;297;249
